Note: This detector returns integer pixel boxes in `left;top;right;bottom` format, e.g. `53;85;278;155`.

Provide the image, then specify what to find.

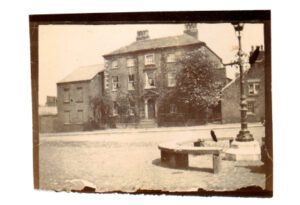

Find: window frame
144;54;155;65
112;101;118;116
170;104;177;113
76;87;83;103
77;110;84;124
166;53;176;63
167;72;176;87
126;58;135;67
247;79;260;96
63;88;70;103
144;71;156;89
128;74;135;90
247;101;255;114
112;60;119;69
112;76;119;91
64;110;71;124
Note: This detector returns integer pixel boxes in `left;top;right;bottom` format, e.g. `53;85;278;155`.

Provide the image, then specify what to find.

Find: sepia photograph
30;11;272;196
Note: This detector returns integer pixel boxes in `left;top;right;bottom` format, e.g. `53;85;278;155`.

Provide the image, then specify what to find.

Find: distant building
221;45;265;123
45;96;57;106
56;64;105;132
102;24;227;126
39;97;58;133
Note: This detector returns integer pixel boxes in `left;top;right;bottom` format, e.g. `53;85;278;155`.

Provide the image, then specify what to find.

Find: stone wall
39;115;58;133
56;73;104;132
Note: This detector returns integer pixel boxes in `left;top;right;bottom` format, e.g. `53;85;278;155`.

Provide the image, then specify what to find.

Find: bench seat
158;141;223;173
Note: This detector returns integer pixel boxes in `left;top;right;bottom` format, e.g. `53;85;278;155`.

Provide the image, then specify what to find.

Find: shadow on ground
235;164;266;174
152;158;213;173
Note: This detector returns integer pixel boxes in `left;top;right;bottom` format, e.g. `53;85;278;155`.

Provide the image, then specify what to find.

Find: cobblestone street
39;123;265;192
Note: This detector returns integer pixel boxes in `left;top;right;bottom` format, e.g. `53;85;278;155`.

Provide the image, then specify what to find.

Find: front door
148;99;156;119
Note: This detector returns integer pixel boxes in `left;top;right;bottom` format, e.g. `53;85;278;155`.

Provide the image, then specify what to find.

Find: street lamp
223;23;261;161
232;22;254;142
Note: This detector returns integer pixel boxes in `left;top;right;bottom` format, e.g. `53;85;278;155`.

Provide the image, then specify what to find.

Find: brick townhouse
221;45;266;124
102;24;228;126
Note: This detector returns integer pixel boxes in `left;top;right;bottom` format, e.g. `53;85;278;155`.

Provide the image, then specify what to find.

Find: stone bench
158;141;223;174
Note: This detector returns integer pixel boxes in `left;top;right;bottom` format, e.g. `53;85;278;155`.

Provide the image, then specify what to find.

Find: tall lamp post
232;23;254;142
224;23;261;161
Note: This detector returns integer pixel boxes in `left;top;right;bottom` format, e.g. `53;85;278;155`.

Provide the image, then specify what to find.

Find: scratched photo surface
32;12;272;196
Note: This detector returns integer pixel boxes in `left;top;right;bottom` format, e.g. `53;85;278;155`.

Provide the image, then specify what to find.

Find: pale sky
38;23;264;105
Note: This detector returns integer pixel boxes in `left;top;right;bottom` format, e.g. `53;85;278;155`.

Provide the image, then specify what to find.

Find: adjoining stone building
102;24;228;126
221;46;265;124
39;96;58;133
56;64;105;132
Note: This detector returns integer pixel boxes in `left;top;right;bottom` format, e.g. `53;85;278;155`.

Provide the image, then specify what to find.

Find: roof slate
58;64;105;84
103;34;204;57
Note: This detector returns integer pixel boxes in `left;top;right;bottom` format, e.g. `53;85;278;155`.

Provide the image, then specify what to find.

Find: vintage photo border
29;10;272;197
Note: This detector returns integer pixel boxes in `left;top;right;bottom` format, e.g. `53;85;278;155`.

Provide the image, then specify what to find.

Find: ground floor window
64;111;70;124
112;101;118;116
129;107;135;116
247;101;255;114
167;72;176;87
77;110;83;123
170;104;177;113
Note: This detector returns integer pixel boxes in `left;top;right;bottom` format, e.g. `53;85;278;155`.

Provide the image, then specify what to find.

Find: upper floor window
127;58;135;67
63;88;70;103
248;81;260;95
76;87;83;102
144;71;155;89
112;60;118;69
112;76;119;91
145;54;155;65
167;72;176;87
166;53;176;63
128;74;135;90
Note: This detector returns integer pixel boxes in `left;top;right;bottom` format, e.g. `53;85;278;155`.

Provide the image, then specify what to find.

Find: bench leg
161;151;189;168
213;154;221;174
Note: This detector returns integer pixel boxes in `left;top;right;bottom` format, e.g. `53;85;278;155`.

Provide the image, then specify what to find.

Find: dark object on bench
210;130;218;142
194;139;205;147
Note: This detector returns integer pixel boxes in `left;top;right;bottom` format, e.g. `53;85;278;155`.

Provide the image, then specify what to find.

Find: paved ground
39;123;266;192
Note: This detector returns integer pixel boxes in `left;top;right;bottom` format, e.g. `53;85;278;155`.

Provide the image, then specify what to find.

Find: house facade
102;24;227;125
56;64;105;132
221;46;265;124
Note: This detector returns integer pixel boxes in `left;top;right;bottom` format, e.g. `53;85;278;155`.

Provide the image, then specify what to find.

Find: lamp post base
225;140;261;161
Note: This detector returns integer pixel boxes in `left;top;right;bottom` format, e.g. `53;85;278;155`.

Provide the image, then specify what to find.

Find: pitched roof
58;64;105;84
103;34;204;57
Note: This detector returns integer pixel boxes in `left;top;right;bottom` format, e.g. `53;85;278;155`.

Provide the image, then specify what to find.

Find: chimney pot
184;23;198;39
136;30;149;41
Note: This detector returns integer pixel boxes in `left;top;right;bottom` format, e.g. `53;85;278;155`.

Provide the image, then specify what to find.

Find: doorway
148;99;156;119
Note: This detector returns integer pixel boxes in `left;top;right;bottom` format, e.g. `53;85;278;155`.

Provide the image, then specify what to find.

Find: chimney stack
136;30;150;41
184;23;198;39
